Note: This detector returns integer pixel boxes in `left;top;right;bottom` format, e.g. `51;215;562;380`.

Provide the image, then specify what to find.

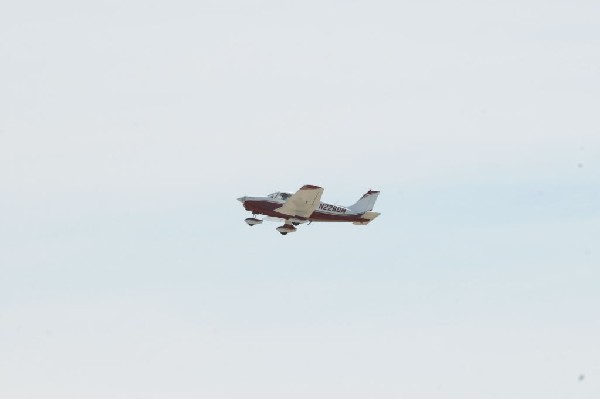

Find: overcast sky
1;1;599;398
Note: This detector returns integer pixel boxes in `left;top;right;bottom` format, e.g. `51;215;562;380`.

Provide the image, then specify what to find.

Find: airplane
237;184;380;235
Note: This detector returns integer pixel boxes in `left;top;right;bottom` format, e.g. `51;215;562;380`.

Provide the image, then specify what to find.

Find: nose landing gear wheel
280;232;287;235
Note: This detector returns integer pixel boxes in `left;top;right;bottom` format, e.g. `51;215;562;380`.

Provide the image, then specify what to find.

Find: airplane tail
348;190;380;214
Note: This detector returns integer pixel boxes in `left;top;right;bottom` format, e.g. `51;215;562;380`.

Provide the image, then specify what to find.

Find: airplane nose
237;196;247;203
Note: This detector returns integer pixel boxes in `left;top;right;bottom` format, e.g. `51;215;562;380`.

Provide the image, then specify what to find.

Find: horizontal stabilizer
353;211;380;225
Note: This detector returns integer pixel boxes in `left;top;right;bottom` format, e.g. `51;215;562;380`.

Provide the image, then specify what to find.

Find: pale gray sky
1;1;599;398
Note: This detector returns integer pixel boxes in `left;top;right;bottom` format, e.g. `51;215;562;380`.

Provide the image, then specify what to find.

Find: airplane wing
274;184;324;218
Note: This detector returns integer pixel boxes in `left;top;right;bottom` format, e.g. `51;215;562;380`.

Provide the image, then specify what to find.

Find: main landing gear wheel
276;224;296;235
244;217;263;226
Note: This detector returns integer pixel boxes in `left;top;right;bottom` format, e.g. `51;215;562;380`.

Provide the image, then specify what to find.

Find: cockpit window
267;192;291;200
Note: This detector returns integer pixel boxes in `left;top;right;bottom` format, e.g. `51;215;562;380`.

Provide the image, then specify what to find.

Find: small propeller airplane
237;185;380;235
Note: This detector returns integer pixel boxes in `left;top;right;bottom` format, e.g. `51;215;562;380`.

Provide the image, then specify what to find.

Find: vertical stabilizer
348;190;380;213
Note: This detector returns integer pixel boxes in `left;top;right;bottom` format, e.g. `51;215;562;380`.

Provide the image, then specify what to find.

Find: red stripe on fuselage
243;199;366;223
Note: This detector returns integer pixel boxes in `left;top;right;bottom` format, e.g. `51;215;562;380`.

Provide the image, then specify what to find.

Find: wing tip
301;184;322;190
